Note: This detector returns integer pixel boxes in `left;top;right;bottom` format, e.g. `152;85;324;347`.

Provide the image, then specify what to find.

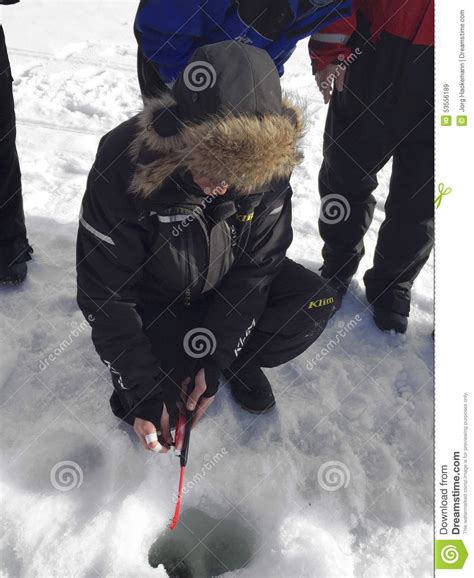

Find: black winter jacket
77;116;294;414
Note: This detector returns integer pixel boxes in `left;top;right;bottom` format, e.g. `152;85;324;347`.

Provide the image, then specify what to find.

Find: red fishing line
170;465;185;530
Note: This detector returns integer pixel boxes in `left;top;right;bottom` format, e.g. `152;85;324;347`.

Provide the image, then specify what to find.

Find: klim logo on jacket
308;297;335;309
234;318;257;357
235;212;254;223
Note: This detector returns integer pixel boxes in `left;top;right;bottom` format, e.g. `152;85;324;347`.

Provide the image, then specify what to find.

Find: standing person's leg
319;132;379;290
318;40;392;296
0;26;31;284
364;42;434;332
225;259;340;413
363;130;434;330
137;47;170;100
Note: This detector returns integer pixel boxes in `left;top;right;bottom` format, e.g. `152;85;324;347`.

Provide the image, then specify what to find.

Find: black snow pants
110;258;339;425
137;47;169;100
318;30;434;317
0;26;30;271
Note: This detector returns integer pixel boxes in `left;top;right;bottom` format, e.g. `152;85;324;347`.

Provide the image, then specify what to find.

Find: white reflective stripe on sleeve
157;214;189;223
269;204;284;216
79;207;116;246
311;32;351;44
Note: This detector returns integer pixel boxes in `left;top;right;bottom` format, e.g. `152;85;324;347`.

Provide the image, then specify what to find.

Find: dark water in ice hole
149;508;258;577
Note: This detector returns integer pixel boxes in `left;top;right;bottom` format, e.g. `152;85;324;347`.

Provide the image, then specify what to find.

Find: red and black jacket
309;0;434;73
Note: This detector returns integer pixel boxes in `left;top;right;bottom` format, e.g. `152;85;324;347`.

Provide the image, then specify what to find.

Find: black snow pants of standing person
0;26;31;273
318;30;434;318
137;47;170;100
110;258;340;426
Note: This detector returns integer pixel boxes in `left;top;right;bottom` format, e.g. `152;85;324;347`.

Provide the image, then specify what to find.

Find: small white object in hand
145;432;162;452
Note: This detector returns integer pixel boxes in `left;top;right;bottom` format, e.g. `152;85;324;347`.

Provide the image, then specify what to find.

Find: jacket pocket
199;217;234;293
148;210;209;299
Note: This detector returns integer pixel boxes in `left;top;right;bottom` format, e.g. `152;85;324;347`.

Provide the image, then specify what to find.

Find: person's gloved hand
180;367;219;428
132;374;182;452
133;410;172;452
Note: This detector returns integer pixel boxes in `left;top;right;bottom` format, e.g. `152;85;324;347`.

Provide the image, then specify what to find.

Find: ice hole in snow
148;508;257;577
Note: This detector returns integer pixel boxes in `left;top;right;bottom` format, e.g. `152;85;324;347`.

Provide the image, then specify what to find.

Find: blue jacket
135;0;353;84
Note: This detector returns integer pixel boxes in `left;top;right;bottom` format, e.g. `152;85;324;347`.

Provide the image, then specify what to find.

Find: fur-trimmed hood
130;93;305;198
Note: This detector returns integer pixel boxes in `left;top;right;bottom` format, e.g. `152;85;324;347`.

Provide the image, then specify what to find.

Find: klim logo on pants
234;318;256;357
308;297;335;309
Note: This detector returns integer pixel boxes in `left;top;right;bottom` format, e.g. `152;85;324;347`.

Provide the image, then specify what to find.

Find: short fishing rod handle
180;409;193;467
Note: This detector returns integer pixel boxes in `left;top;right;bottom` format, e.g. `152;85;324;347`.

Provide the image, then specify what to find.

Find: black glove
120;370;181;428
200;364;221;398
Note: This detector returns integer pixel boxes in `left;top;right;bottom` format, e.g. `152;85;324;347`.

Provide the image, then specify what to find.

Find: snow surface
0;3;434;577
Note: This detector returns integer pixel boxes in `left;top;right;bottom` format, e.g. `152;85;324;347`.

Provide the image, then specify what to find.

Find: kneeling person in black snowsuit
77;42;338;451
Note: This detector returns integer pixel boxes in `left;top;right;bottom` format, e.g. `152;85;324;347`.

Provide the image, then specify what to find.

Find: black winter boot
373;306;408;334
0;261;27;285
224;366;276;414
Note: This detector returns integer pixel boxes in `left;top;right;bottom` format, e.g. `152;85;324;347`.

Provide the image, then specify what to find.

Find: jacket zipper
184;287;191;307
195;211;211;286
183;211;209;306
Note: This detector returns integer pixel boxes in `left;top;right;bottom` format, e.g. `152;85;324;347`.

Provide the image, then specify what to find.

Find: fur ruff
129;94;305;197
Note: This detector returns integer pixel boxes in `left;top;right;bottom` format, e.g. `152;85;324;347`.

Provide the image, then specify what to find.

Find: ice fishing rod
169;408;193;530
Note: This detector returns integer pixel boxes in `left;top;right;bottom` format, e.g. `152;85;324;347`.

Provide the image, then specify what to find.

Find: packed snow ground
0;3;434;577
